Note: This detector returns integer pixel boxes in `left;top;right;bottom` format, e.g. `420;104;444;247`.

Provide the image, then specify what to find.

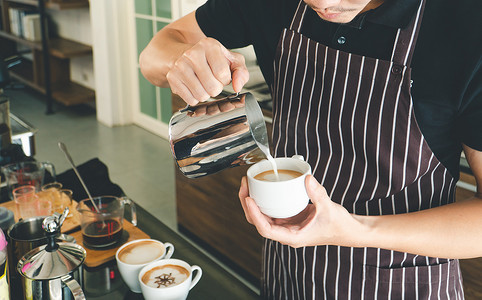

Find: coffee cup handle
291;155;305;161
164;242;175;259
189;265;202;290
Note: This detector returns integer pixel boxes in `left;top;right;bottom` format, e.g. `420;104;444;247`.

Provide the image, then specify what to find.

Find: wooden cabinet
0;0;94;107
175;166;263;284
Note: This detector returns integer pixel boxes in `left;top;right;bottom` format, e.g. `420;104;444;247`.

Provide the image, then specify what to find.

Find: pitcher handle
120;196;137;226
42;161;57;183
61;275;86;300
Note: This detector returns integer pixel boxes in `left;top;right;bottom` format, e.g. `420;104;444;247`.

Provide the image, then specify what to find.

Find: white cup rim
138;258;193;291
247;157;311;182
116;239;166;266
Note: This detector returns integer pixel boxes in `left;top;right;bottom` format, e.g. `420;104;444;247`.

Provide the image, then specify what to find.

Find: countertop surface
88;204;260;300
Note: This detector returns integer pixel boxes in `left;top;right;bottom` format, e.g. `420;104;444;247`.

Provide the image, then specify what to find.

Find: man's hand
166;37;249;106
238;175;367;248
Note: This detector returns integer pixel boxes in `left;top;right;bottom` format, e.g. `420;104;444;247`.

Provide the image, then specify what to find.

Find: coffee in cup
139;258;202;300
116;239;174;293
247;155;312;218
254;169;303;181
141;264;189;288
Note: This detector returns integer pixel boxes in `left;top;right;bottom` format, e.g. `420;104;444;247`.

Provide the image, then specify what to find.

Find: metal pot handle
61;275;86;300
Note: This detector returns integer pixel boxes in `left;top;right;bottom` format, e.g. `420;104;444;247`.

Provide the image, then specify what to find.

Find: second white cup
116;239;175;293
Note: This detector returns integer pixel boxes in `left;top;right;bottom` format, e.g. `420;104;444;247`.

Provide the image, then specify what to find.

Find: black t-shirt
196;0;482;179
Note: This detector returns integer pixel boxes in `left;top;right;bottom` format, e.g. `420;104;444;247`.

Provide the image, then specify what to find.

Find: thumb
305;175;329;208
223;49;249;93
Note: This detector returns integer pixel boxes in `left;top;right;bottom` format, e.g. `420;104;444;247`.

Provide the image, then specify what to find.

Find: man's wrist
349;214;378;248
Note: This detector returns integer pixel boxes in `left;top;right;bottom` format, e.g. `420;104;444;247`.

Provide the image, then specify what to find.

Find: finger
238;177;252;224
246;197;274;237
222;49;249;93
177;66;211;102
206;46;232;86
305;175;329;208
188;52;225;97
166;72;199;106
246;198;301;246
168;67;209;104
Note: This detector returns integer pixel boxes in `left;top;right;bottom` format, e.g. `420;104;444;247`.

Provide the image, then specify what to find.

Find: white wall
180;0;207;16
49;8;95;90
89;0;137;127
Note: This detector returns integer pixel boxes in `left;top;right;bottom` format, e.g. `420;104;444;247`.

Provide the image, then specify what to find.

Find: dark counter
88;204;260;300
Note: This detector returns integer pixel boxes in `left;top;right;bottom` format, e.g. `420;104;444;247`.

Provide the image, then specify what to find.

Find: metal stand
38;0;54;114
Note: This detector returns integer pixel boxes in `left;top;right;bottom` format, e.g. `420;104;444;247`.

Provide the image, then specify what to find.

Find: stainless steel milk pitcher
169;92;269;178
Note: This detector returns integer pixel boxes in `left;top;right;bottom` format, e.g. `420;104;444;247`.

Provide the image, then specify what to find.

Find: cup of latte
116;239;175;293
139;258;202;300
247;155;312;218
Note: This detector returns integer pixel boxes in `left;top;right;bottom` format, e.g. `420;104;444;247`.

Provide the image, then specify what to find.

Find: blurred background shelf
0;0;95;108
5;0;89;10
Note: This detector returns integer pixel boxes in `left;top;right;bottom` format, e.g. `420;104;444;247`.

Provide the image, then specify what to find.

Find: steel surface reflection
169;93;268;178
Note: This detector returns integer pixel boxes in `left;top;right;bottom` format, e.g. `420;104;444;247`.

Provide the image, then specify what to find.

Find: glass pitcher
2;161;56;200
76;196;137;248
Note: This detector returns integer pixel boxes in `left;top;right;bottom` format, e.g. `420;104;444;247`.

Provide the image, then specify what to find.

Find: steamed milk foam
141;264;190;288
118;240;165;265
258;143;279;181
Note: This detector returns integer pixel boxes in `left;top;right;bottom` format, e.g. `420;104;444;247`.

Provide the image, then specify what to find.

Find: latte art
142;264;190;289
118;241;165;265
254;169;303;182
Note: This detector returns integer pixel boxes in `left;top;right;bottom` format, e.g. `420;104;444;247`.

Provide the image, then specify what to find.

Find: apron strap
390;0;426;66
289;1;308;33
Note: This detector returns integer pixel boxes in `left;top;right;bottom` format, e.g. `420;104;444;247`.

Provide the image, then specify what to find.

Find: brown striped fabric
264;0;465;299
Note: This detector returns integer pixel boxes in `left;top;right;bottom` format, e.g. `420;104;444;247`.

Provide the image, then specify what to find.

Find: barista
140;0;482;298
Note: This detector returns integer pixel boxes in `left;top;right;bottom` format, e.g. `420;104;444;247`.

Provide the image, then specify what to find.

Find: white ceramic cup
247;155;312;218
139;258;202;300
116;239;175;293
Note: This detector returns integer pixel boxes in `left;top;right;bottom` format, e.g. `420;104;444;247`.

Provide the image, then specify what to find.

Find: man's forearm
356;195;482;259
139;28;193;87
139;11;205;88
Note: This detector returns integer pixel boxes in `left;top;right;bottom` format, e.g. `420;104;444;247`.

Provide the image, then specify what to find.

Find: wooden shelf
1;0;95;107
6;0;89;10
51;81;95;106
10;62;94;106
48;38;92;58
0;30;38;48
12;72;95;106
0;30;92;58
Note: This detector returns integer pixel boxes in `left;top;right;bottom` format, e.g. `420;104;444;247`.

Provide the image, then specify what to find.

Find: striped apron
265;0;465;299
